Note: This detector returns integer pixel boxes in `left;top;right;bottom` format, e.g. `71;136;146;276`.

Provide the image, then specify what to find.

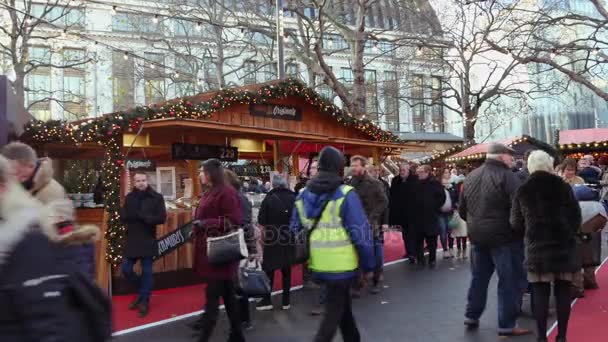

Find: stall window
156;167;177;200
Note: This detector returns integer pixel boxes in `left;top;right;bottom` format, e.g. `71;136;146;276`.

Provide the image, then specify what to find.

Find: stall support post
188;160;200;198
292;153;299;177
372;147;380;166
273;140;280;171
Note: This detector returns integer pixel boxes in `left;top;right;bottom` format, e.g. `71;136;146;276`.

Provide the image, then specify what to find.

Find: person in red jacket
194;158;245;342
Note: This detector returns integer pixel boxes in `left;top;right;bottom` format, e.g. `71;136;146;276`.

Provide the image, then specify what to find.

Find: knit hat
317;146;344;174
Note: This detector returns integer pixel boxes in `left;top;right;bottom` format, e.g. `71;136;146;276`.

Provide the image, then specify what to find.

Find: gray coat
460;159;522;247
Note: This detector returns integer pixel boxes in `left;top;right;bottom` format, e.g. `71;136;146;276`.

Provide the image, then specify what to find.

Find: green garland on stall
23;78;401;264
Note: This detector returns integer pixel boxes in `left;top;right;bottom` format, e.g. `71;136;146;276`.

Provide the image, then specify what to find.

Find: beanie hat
317;146;344;174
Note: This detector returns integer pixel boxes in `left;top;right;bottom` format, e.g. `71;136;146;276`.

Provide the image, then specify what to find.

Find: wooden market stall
444;135;558;168
22;79;413;293
558;128;608;159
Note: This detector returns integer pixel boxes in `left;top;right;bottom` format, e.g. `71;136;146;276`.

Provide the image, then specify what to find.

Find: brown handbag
581;214;607;234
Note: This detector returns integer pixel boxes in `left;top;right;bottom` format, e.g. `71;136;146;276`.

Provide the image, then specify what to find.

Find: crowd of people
0;139;606;342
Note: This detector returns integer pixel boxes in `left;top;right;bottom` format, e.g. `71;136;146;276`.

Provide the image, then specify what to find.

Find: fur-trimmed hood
0;182;54;266
0;183;100;267
30;158;66;204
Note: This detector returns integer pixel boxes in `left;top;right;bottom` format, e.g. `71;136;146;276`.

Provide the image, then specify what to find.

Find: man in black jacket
411;165;445;268
121;172;167;317
459;143;530;337
389;163;418;260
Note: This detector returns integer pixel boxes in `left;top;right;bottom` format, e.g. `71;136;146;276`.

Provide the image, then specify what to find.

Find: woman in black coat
510;151;581;342
256;175;296;311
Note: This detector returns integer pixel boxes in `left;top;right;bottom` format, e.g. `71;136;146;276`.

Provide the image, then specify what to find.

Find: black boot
128;297;141;310
138;301;149;318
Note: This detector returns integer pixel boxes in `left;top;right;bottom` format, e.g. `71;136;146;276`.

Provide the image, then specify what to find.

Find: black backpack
66;271;113;342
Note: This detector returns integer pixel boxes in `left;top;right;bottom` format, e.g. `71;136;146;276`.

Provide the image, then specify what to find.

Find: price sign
172;143;239;161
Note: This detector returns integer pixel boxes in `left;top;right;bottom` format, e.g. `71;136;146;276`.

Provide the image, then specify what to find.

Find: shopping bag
237;259;271;297
207;228;248;266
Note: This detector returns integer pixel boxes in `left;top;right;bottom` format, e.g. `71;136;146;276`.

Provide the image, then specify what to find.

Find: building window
340;67;353;87
174;19;206;37
112;51;134;111
62;48;86;119
26;47;52;120
203;57;219;90
156;167;177;200
304;7;317;18
431;76;445;132
383;71;399;132
262;63;278;81
113;13;161;34
365;69;378;121
31;5;84;27
286;62;300;79
411;75;425;132
175;55;197;97
243;60;257;85
324;34;348;51
144;53;166;105
315;72;334;99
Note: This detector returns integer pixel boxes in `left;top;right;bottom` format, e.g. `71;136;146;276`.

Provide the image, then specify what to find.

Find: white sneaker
282;305;291;310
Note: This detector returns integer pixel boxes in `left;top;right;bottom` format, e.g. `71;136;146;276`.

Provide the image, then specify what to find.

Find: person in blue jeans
121;172;167;317
459;143;530;337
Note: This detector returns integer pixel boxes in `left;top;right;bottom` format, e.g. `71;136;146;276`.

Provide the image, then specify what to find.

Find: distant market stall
21;78;414;292
445;135;558;164
558;128;608;159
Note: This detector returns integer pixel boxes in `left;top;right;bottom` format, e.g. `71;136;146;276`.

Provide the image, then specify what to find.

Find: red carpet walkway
113;231;406;333
547;257;608;341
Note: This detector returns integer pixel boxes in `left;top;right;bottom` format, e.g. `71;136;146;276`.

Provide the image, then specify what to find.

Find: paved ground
115;253;545;342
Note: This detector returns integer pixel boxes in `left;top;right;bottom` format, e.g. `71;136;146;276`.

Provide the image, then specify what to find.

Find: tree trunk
351;3;367;119
464;109;477;144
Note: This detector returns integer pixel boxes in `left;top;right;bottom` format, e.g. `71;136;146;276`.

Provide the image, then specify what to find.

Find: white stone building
0;0;465;147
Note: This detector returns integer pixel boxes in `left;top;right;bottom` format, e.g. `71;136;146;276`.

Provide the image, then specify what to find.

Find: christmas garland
24;78;401;264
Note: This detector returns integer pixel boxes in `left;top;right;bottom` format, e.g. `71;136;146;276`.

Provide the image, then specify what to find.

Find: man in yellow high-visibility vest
291;146;374;342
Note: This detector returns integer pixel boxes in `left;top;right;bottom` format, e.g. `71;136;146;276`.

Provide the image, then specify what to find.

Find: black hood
317;146;344;173
307;171;343;194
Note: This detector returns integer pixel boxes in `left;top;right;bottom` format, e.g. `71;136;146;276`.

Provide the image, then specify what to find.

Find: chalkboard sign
250;104;302;121
126;159;156;171
172;143;239;161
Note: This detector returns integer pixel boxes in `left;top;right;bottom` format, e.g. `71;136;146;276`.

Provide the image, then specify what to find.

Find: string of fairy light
25;78;407;263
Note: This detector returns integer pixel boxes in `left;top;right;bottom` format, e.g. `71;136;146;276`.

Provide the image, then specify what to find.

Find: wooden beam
142;119;330;141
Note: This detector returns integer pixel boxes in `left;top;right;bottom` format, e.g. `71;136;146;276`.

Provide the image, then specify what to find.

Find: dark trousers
456;237;468;251
466;242;523;333
238;295;250;324
314;279;360;342
121;257;153;303
199;279;245;342
414;232;438;264
263;267;291;306
532;281;572;340
401;223;414;257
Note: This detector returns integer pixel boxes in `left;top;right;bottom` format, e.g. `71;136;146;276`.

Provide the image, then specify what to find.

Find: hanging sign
126;159;156;171
154;220;196;260
250;104;302;121
171;143;239;161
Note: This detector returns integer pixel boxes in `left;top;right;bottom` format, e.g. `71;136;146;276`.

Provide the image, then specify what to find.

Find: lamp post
276;0;285;79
